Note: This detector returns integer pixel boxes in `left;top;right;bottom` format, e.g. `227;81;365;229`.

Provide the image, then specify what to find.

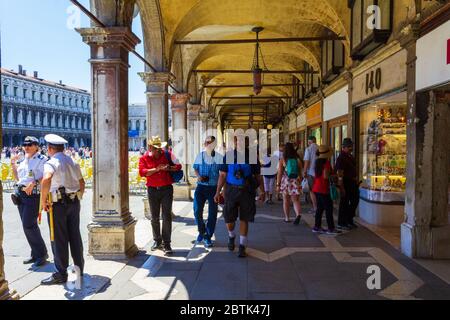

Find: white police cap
44;134;68;145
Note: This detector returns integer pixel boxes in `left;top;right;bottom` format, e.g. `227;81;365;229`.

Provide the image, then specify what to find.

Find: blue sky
0;0;146;103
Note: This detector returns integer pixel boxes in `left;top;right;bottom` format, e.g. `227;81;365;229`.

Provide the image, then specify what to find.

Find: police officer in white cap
11;136;49;267
40;134;85;285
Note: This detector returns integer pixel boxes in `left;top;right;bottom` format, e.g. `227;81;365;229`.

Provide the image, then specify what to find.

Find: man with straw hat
139;136;182;255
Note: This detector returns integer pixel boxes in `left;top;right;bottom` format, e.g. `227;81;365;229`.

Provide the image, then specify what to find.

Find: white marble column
139;72;174;142
77;27;139;259
188;104;202;181
170;93;192;201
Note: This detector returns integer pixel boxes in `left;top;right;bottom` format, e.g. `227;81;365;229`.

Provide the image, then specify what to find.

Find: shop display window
359;101;407;202
309;127;322;145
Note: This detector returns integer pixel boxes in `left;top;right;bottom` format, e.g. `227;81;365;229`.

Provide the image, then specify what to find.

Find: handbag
329;177;339;201
165;151;183;183
301;178;310;193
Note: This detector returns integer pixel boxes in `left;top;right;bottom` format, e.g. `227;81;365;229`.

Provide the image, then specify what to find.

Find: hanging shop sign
306;102;322;126
416;20;450;91
323;85;349;122
297;113;306;130
353;49;407;104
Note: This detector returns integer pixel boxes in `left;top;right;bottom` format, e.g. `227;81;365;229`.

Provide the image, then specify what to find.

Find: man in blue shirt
214;136;265;258
193;136;223;247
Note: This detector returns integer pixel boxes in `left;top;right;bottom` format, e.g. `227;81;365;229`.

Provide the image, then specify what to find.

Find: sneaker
238;245;247;258
348;223;358;229
203;238;213;248
151;241;163;251
195;234;204;244
312;227;325;234
337;225;351;231
228;237;236;251
293;215;301;225
163;244;173;255
325;229;342;235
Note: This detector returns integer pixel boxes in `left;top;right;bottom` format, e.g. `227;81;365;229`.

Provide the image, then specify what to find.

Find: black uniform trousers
18;192;48;260
52;198;84;278
338;180;360;226
148;185;173;245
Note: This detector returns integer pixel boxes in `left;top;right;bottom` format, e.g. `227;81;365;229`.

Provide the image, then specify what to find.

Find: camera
234;169;244;180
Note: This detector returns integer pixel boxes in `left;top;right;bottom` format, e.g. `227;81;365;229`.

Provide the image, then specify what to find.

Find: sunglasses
22;144;34;147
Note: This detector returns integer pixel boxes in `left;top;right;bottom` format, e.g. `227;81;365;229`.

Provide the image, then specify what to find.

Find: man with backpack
139;136;182;255
214;136;265;258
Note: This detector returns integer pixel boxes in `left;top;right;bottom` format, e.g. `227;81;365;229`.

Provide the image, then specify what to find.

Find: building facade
128;103;147;150
1;66;91;148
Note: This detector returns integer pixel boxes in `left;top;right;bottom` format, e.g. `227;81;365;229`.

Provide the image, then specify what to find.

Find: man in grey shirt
303;136;318;214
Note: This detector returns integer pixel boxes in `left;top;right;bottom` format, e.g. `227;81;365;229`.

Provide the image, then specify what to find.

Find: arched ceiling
137;0;351;128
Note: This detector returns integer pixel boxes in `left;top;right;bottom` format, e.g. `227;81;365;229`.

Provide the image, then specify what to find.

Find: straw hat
147;136;167;149
317;145;332;159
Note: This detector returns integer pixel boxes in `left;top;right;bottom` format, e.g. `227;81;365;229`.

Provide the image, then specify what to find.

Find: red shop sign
447;39;450;65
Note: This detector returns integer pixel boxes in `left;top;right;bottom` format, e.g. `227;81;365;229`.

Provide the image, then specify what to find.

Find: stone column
199;112;209;142
77;27;139;259
400;24;450;259
170;93;192;201
188;105;202;182
139;72;174;142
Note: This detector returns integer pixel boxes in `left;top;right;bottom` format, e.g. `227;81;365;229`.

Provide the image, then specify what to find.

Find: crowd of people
139;134;360;259
2;146;92;162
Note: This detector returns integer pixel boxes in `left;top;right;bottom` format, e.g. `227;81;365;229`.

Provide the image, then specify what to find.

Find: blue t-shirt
220;150;260;186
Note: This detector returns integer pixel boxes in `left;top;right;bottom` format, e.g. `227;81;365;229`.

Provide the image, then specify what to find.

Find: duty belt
15;184;40;195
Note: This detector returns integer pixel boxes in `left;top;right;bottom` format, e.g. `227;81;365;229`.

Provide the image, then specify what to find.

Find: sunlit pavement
3;189;450;300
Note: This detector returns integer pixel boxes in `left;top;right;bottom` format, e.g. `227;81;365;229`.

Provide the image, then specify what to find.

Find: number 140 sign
365;68;382;95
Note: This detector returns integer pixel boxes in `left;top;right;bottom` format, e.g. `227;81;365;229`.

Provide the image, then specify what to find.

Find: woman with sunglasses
11;136;49;267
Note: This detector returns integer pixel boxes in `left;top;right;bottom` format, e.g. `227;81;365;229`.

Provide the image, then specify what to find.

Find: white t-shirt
303;143;318;177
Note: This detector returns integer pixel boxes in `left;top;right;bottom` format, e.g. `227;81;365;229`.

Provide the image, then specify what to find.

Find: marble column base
401;223;450;259
173;183;193;201
88;218;138;260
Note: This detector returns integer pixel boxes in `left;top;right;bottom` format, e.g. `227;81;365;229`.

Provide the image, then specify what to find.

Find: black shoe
163;244;173;255
348;223;358;229
293;215;301;225
151;241;163;251
33;257;49;267
228;237;236;251
41;273;67;286
337;225;351;231
238;245;247;258
23;257;36;265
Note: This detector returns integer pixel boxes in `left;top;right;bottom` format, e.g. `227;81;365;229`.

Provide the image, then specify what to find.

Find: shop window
321;39;345;83
304;62;320;97
349;0;392;60
358;101;407;202
309;126;322;145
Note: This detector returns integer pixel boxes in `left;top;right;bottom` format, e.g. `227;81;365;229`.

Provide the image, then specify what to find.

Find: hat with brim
23;136;39;146
342;138;354;148
317;145;332;159
148;136;167;149
44;134;68;146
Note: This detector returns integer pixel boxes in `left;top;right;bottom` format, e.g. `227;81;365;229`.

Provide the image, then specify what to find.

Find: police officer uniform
13;136;49;266
40;134;84;285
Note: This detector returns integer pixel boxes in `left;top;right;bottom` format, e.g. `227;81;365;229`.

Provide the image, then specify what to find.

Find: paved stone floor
2;189;450;300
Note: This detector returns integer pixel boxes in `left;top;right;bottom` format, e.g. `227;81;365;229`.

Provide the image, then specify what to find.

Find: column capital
170;93;191;111
199;112;210;121
342;70;353;83
139;72;175;86
76;27;140;51
398;22;421;49
188;104;203;117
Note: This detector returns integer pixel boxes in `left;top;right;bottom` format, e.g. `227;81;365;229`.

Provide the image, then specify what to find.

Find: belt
148;185;172;191
226;183;247;190
15;184;40;195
